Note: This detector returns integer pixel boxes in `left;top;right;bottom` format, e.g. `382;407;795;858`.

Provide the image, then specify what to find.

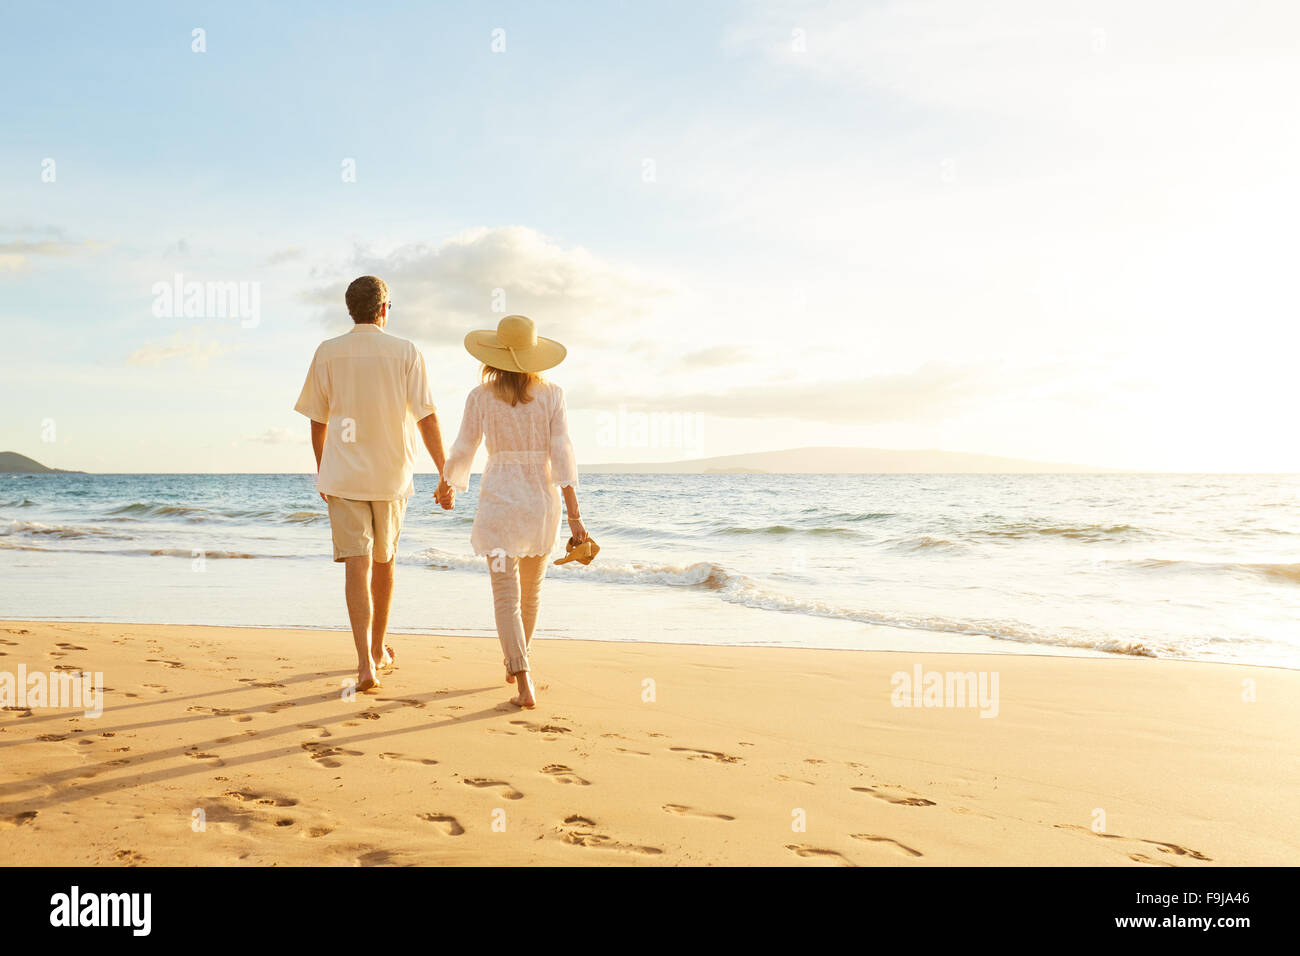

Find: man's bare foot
509;672;536;709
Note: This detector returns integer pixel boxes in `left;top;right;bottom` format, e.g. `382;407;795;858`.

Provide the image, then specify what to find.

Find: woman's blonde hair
481;364;542;406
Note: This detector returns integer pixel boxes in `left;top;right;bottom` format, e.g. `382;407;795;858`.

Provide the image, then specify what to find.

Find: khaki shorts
326;496;408;563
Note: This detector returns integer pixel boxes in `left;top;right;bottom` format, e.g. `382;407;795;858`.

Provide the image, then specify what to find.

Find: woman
437;315;587;709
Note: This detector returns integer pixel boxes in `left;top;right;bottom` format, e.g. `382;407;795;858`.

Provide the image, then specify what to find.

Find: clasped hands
434;478;455;510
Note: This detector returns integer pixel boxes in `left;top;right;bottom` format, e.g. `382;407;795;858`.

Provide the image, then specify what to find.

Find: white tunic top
443;382;579;558
293;324;438;501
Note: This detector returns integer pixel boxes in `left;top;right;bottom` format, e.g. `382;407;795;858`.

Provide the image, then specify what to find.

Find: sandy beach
0;619;1296;866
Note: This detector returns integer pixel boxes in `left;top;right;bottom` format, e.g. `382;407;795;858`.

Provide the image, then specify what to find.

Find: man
294;275;454;692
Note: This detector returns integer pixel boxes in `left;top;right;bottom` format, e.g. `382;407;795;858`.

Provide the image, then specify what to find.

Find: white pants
489;554;548;674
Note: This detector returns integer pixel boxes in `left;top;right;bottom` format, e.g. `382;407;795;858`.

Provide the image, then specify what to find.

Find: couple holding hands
294;275;589;709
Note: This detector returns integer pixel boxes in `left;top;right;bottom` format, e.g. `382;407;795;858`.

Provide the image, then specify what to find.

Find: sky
1;0;1297;473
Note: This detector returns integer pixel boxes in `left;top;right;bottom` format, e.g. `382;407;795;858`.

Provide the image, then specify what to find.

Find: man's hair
345;275;389;324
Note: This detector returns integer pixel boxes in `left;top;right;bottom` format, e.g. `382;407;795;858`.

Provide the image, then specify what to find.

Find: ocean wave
108;502;212;520
407;547;1159;658
1134;557;1300;585
971;522;1149;541
0;539;286;559
104;501;331;526
149;548;260;559
712;524;859;537
889;536;965;552
0;498;38;508
281;511;328;525
1;519;133;541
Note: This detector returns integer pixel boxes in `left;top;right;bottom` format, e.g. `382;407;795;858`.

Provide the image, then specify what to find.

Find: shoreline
2;619;1297;866
6;613;1294;670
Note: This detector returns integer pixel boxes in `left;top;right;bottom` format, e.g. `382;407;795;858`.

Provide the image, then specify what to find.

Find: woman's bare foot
376;644;396;671
509;672;536;709
356;670;380;693
505;672;515;684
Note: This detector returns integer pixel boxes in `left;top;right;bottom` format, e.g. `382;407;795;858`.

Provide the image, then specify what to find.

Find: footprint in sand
541;764;590;786
185;749;225;765
851;786;936;807
307;825;336;839
223;789;298;808
418;813;465;836
358;710;382;720
615;747;650;756
301;741;363;768
188;705;253;723
851;833;923;858
377;697;426;710
378;752;438;766
559;827;663;856
355;848;404;866
145;659;185;669
55;642;88;650
462;778;524;800
786;844;856;867
670;747;742;764
510;720;572;737
662;804;735;821
0;811;39;829
113;849;146;866
1053;824;1211;863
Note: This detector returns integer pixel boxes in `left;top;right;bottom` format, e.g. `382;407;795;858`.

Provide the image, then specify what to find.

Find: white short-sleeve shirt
293;324;437;501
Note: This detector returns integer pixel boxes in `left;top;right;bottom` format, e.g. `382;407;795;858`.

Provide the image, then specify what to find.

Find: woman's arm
549;385;585;541
561;484;587;543
441;390;483;499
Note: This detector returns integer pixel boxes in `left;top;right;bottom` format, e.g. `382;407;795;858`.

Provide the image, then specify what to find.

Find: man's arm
417;412;447;474
310;420;327;502
417;412;455;509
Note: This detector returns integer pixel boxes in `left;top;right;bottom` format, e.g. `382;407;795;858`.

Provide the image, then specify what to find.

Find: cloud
265;247;302;265
681;345;752;369
242;427;302;444
568;361;1040;424
0;238;110;271
126;328;236;368
302;226;676;346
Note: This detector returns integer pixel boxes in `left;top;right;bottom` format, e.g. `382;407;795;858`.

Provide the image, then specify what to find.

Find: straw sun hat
464;315;566;373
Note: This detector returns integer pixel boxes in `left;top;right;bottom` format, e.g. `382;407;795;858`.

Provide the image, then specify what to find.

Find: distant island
580;446;1122;474
0;452;82;474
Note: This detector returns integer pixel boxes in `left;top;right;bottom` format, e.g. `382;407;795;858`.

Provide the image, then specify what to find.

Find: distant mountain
580;446;1122;474
0;452;82;474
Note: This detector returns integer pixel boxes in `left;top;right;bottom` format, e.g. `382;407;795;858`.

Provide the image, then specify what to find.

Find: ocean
2;472;1297;668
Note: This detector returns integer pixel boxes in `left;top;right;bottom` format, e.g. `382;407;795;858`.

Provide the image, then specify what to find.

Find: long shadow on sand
0;677;506;811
